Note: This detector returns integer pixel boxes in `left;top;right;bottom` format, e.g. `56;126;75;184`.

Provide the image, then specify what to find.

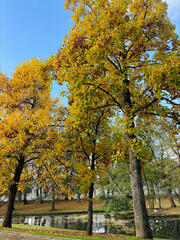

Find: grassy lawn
0;198;179;216
0;199;179;240
0;199;103;215
0;224;168;240
146;198;180;216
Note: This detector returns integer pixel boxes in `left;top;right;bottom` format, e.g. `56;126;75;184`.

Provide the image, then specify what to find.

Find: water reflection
4;214;179;239
150;218;180;239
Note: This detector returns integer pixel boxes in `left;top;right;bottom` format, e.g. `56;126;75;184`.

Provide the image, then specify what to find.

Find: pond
1;213;180;239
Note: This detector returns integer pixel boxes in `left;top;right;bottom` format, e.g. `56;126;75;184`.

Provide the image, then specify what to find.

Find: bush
104;195;132;214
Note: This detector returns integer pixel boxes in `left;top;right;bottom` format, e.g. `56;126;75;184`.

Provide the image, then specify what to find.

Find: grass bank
0;199;103;216
0;198;179;217
0;199;179;240
0;224;168;240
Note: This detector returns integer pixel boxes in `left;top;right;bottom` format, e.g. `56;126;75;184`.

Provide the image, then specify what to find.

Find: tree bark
143;173;153;209
39;187;43;204
123;77;153;238
77;193;80;202
36;185;39;202
155;185;162;208
87;182;94;235
51;186;55;211
129;137;153;238
3;157;24;228
149;184;155;209
157;197;162;209
23;191;28;204
86;154;95;236
168;188;176;208
17;191;22;203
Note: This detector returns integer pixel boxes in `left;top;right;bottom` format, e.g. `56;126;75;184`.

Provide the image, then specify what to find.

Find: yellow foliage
0;59;52;194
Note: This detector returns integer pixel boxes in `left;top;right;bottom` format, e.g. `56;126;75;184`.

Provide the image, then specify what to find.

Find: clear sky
0;0;179;101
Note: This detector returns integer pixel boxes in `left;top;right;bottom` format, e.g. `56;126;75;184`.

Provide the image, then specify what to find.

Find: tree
101;161;132;214
52;0;179;237
65;97;112;235
0;58;52;227
144;126;180;208
35;103;75;210
101;126;132;214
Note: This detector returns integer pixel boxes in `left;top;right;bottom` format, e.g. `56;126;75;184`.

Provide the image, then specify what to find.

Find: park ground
0;198;179;240
0;225;169;240
0;198;180;216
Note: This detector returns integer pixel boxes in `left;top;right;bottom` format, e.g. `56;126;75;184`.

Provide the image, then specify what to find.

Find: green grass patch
0;224;168;240
1;198;179;217
0;199;104;216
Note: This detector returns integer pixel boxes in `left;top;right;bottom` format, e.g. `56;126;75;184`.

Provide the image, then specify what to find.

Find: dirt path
0;231;81;240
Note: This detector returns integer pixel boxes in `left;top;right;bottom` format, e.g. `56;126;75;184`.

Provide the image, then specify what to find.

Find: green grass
1;198;179;217
1;198;180;218
0;199;179;239
0;199;104;216
0;224;168;240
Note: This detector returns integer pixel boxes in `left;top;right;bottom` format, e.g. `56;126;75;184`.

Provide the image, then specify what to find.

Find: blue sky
0;0;179;101
0;0;73;101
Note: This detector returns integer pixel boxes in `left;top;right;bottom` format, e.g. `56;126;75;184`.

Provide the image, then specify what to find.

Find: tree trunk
77;193;80;202
168;188;176;208
86;154;95;236
3;157;24;228
122;77;153;238
143;173;153;209
157;197;162;209
23;192;28;204
17;191;22;203
51;186;55;211
149;184;155;209
36;185;39;202
129;141;153;238
155;185;162;208
87;182;94;235
39;187;43;204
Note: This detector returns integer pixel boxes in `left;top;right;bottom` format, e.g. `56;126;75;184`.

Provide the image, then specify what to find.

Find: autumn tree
101;160;132;214
64;96;112;235
100;125;132;214
36;103;74;211
144;125;180;208
52;0;179;238
0;59;52;227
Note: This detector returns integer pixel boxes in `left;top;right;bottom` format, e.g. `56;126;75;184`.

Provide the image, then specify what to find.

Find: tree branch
83;83;124;113
107;57;120;71
133;98;158;115
80;136;90;160
25;156;40;164
162;97;180;106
